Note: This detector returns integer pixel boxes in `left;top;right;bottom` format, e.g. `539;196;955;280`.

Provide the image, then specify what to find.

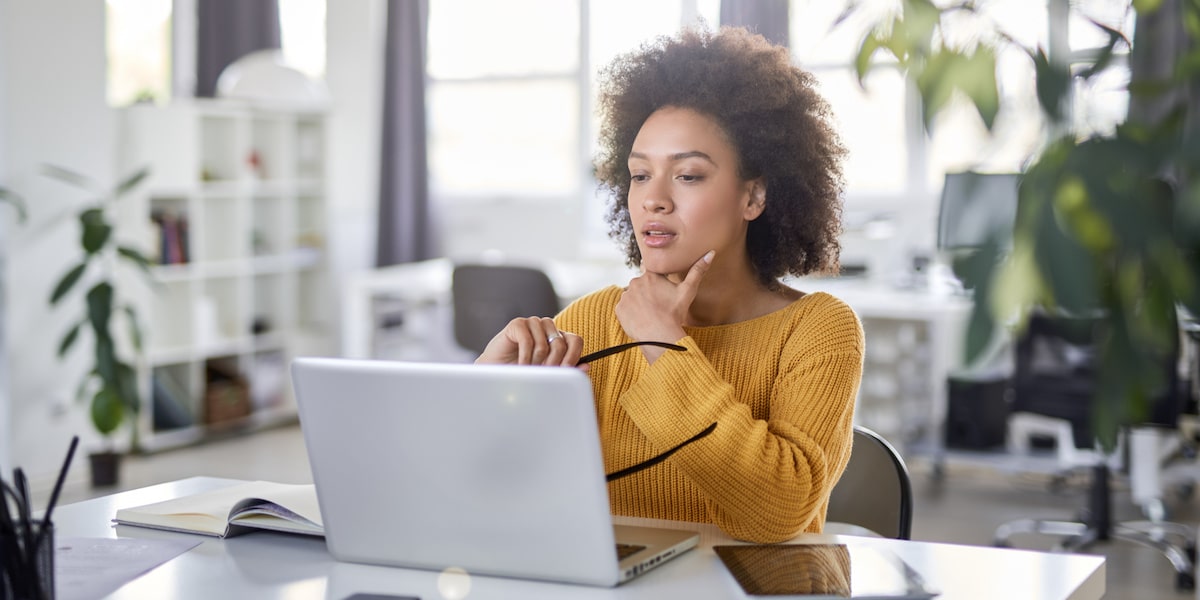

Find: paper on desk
54;536;201;600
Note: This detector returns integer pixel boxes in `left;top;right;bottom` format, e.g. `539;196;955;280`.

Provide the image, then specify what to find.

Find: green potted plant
848;0;1198;450
46;165;154;486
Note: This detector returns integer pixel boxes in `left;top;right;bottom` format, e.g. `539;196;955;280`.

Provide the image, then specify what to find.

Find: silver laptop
290;357;699;587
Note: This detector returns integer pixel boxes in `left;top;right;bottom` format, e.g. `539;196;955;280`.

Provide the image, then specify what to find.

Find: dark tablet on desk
714;544;939;599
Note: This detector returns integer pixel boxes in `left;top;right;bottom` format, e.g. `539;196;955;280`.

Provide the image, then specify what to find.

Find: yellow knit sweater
555;286;864;543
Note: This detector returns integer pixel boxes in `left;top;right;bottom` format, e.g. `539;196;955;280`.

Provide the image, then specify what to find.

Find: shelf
120;100;330;452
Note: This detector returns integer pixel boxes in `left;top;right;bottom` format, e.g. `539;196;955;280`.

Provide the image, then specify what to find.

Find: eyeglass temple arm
605;422;717;483
577;341;687;365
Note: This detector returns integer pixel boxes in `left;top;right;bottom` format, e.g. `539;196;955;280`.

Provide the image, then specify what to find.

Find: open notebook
290;357;699;587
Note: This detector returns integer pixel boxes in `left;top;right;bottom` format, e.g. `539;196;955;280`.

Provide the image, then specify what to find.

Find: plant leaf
959;236;1004;364
41;164;95;190
915;50;958;129
79;208;112;254
0;187;28;222
1037;182;1102;313
86;282;115;342
855;33;885;85
963;47;1000;130
117;245;154;275
49;261;89;304
113;167;150;198
91;386;124;436
57;318;86;358
1133;0;1164;13
1031;47;1071;123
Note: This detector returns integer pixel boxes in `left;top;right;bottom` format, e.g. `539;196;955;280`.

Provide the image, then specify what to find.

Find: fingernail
703;251;715;263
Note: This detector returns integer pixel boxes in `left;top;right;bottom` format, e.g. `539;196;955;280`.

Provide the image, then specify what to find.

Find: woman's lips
642;229;676;248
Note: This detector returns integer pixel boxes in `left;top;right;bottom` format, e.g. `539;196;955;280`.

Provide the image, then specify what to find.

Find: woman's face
627;106;763;278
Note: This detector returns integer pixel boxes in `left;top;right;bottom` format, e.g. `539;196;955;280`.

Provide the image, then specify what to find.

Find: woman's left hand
615;251;713;360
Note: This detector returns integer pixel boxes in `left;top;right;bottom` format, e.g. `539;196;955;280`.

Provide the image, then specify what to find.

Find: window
106;0;173;106
106;0;326;107
790;0;1133;214
425;0;720;207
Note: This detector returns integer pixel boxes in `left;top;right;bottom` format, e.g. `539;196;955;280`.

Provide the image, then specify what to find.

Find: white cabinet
117;99;332;451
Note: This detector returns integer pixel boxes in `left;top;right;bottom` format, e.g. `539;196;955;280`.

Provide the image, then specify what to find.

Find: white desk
793;277;974;461
54;477;1104;599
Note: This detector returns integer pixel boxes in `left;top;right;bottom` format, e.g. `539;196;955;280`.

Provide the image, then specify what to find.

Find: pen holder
0;523;55;600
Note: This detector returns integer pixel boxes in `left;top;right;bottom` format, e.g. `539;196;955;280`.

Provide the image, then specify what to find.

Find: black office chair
826;425;914;540
451;264;561;355
993;313;1196;589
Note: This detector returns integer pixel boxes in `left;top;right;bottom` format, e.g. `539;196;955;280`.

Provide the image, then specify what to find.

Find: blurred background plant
45;165;153;460
846;0;1199;451
0;185;29;223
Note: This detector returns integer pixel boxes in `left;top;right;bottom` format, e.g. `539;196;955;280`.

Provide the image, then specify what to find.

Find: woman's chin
640;259;689;278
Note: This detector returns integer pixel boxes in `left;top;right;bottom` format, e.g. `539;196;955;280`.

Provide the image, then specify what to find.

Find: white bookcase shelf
117;99;333;452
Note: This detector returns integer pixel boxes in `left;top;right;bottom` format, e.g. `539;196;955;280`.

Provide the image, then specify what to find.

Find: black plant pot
89;451;121;488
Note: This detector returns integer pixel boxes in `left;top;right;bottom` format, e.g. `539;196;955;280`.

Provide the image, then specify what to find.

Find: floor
42;423;1200;599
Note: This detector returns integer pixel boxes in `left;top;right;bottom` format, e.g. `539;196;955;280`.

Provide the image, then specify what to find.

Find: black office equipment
994;313;1196;589
944;376;1012;450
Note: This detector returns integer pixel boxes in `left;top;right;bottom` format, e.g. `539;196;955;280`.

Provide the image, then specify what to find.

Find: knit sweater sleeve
627;297;862;542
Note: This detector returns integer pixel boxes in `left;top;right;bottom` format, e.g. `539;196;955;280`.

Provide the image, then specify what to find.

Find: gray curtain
720;0;790;47
376;0;434;266
195;0;282;98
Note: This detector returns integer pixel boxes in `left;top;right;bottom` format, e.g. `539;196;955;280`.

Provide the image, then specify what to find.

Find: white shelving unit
117;99;332;451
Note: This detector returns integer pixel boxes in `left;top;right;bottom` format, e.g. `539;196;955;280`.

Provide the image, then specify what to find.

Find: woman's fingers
475;317;583;367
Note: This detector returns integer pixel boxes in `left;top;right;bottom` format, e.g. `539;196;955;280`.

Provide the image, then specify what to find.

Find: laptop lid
291;357;695;587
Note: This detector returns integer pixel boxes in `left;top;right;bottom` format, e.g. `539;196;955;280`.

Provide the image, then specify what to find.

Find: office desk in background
341;260;974;457
55;477;1104;599
340;258;640;362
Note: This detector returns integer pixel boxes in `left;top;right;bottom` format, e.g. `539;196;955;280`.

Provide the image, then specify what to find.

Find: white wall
325;0;385;291
0;0;9;472
1;1;116;486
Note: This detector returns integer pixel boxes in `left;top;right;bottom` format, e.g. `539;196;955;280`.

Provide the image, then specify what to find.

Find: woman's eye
677;174;704;183
630;173;650;183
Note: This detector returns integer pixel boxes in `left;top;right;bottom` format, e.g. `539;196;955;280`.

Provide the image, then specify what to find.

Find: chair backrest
826;426;913;540
451;264;561;355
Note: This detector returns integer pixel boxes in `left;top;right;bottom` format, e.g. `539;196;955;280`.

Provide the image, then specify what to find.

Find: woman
476;27;863;543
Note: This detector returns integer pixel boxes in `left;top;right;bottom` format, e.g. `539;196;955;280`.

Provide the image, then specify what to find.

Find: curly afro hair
595;26;847;285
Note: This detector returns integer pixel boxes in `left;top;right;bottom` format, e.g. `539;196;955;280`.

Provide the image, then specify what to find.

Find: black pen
35;435;79;551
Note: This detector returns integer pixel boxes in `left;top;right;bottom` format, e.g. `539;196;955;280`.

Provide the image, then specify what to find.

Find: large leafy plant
847;0;1199;450
47;166;153;449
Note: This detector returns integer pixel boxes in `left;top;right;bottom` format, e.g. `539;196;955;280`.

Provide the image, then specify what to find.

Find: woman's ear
743;179;767;221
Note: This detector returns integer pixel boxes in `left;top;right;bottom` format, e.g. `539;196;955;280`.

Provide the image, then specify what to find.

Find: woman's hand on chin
616;251;713;362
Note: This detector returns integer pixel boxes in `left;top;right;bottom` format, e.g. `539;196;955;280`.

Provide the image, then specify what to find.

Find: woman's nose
641;179;672;212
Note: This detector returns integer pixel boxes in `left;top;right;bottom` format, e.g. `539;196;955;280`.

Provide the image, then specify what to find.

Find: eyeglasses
576;340;687;365
576;340;718;482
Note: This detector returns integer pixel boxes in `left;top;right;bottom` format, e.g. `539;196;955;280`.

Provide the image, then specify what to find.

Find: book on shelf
113;480;323;538
149;209;190;265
